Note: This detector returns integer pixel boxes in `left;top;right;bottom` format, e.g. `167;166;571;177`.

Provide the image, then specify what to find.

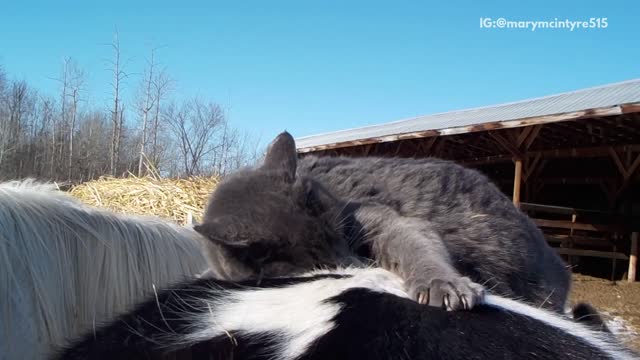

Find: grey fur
195;132;570;312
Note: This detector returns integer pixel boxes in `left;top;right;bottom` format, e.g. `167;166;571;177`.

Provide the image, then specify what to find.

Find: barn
296;79;640;281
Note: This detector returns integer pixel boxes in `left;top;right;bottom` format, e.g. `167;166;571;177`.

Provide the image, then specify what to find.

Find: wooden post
628;232;638;283
513;159;522;208
612;242;618;283
567;213;577;266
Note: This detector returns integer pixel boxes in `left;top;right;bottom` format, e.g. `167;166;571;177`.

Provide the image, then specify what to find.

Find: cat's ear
194;218;250;248
262;131;297;183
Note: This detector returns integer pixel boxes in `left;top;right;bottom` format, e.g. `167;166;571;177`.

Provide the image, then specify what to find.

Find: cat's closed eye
247;242;272;262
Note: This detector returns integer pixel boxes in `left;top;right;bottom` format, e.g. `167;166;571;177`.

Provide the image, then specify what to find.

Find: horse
56;267;636;360
0;179;209;359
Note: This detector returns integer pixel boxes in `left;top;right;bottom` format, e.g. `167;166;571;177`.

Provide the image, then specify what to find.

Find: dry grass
69;175;218;225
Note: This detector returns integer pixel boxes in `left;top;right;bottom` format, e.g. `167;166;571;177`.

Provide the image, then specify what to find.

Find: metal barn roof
296;79;640;153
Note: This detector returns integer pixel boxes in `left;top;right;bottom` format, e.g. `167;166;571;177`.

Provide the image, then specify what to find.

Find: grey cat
194;132;570;312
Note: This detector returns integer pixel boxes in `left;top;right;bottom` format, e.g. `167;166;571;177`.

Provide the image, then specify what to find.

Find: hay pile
69;175;219;225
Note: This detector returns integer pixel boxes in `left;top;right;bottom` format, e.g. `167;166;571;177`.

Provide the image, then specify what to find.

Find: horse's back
0;180;209;359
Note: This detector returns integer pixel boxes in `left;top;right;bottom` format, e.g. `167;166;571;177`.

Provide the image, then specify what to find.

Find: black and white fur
55;268;635;360
194;132;570;311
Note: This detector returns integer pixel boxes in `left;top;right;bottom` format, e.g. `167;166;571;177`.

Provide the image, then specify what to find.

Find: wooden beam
544;234;615;247
554;121;608;140
611;117;640;138
523;153;541;182
516;126;533;148
627;153;640;180
554;248;628;260
543;145;640;158
361;144;373;156
447;137;494;155
587;123;596;144
489;131;523;159
513;159;522;207
533;218;620;232
523;125;543;151
521;202;610;216
609;147;628;177
460;144;640;165
393;141;404;156
538;176;616;185
534;159;547;180
434;137;447;157
610;154;640;201
535;124;588;145
629;232;638;282
422;136;438;155
521;203;578;215
612;243;618;282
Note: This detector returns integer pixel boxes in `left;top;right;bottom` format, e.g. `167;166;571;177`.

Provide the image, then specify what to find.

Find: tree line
0;34;261;183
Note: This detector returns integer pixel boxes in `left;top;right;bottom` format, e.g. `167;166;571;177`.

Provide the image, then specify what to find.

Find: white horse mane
0;179;209;359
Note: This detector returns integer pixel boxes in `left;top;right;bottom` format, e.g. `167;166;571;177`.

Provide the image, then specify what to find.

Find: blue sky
1;0;638;145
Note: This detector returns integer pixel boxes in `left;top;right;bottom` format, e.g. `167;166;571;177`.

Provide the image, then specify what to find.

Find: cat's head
195;131;346;282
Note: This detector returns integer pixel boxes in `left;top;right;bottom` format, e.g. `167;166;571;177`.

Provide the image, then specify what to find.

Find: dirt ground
570;274;640;352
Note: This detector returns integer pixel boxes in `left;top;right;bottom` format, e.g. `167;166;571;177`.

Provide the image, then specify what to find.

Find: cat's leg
352;204;485;310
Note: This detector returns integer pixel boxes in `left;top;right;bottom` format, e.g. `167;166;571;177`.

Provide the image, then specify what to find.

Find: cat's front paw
407;276;484;311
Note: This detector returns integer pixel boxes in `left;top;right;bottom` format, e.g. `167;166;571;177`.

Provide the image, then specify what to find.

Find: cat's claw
410;276;484;311
460;295;470;310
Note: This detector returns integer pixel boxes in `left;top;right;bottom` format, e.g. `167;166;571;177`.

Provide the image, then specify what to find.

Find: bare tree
0;69;9;168
0;59;258;181
0;80;37;177
117;104;126;174
166;99;225;176
54;58;70;177
150;69;172;169
136;48;158;176
49;57;72;178
223;128;263;174
65;61;84;180
0;66;5;91
35;96;55;177
76;111;110;180
106;31;128;176
4;82;27;164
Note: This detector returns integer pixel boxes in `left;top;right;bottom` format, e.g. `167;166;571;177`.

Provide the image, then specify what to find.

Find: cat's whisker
538;289;556;309
481;277;496;286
